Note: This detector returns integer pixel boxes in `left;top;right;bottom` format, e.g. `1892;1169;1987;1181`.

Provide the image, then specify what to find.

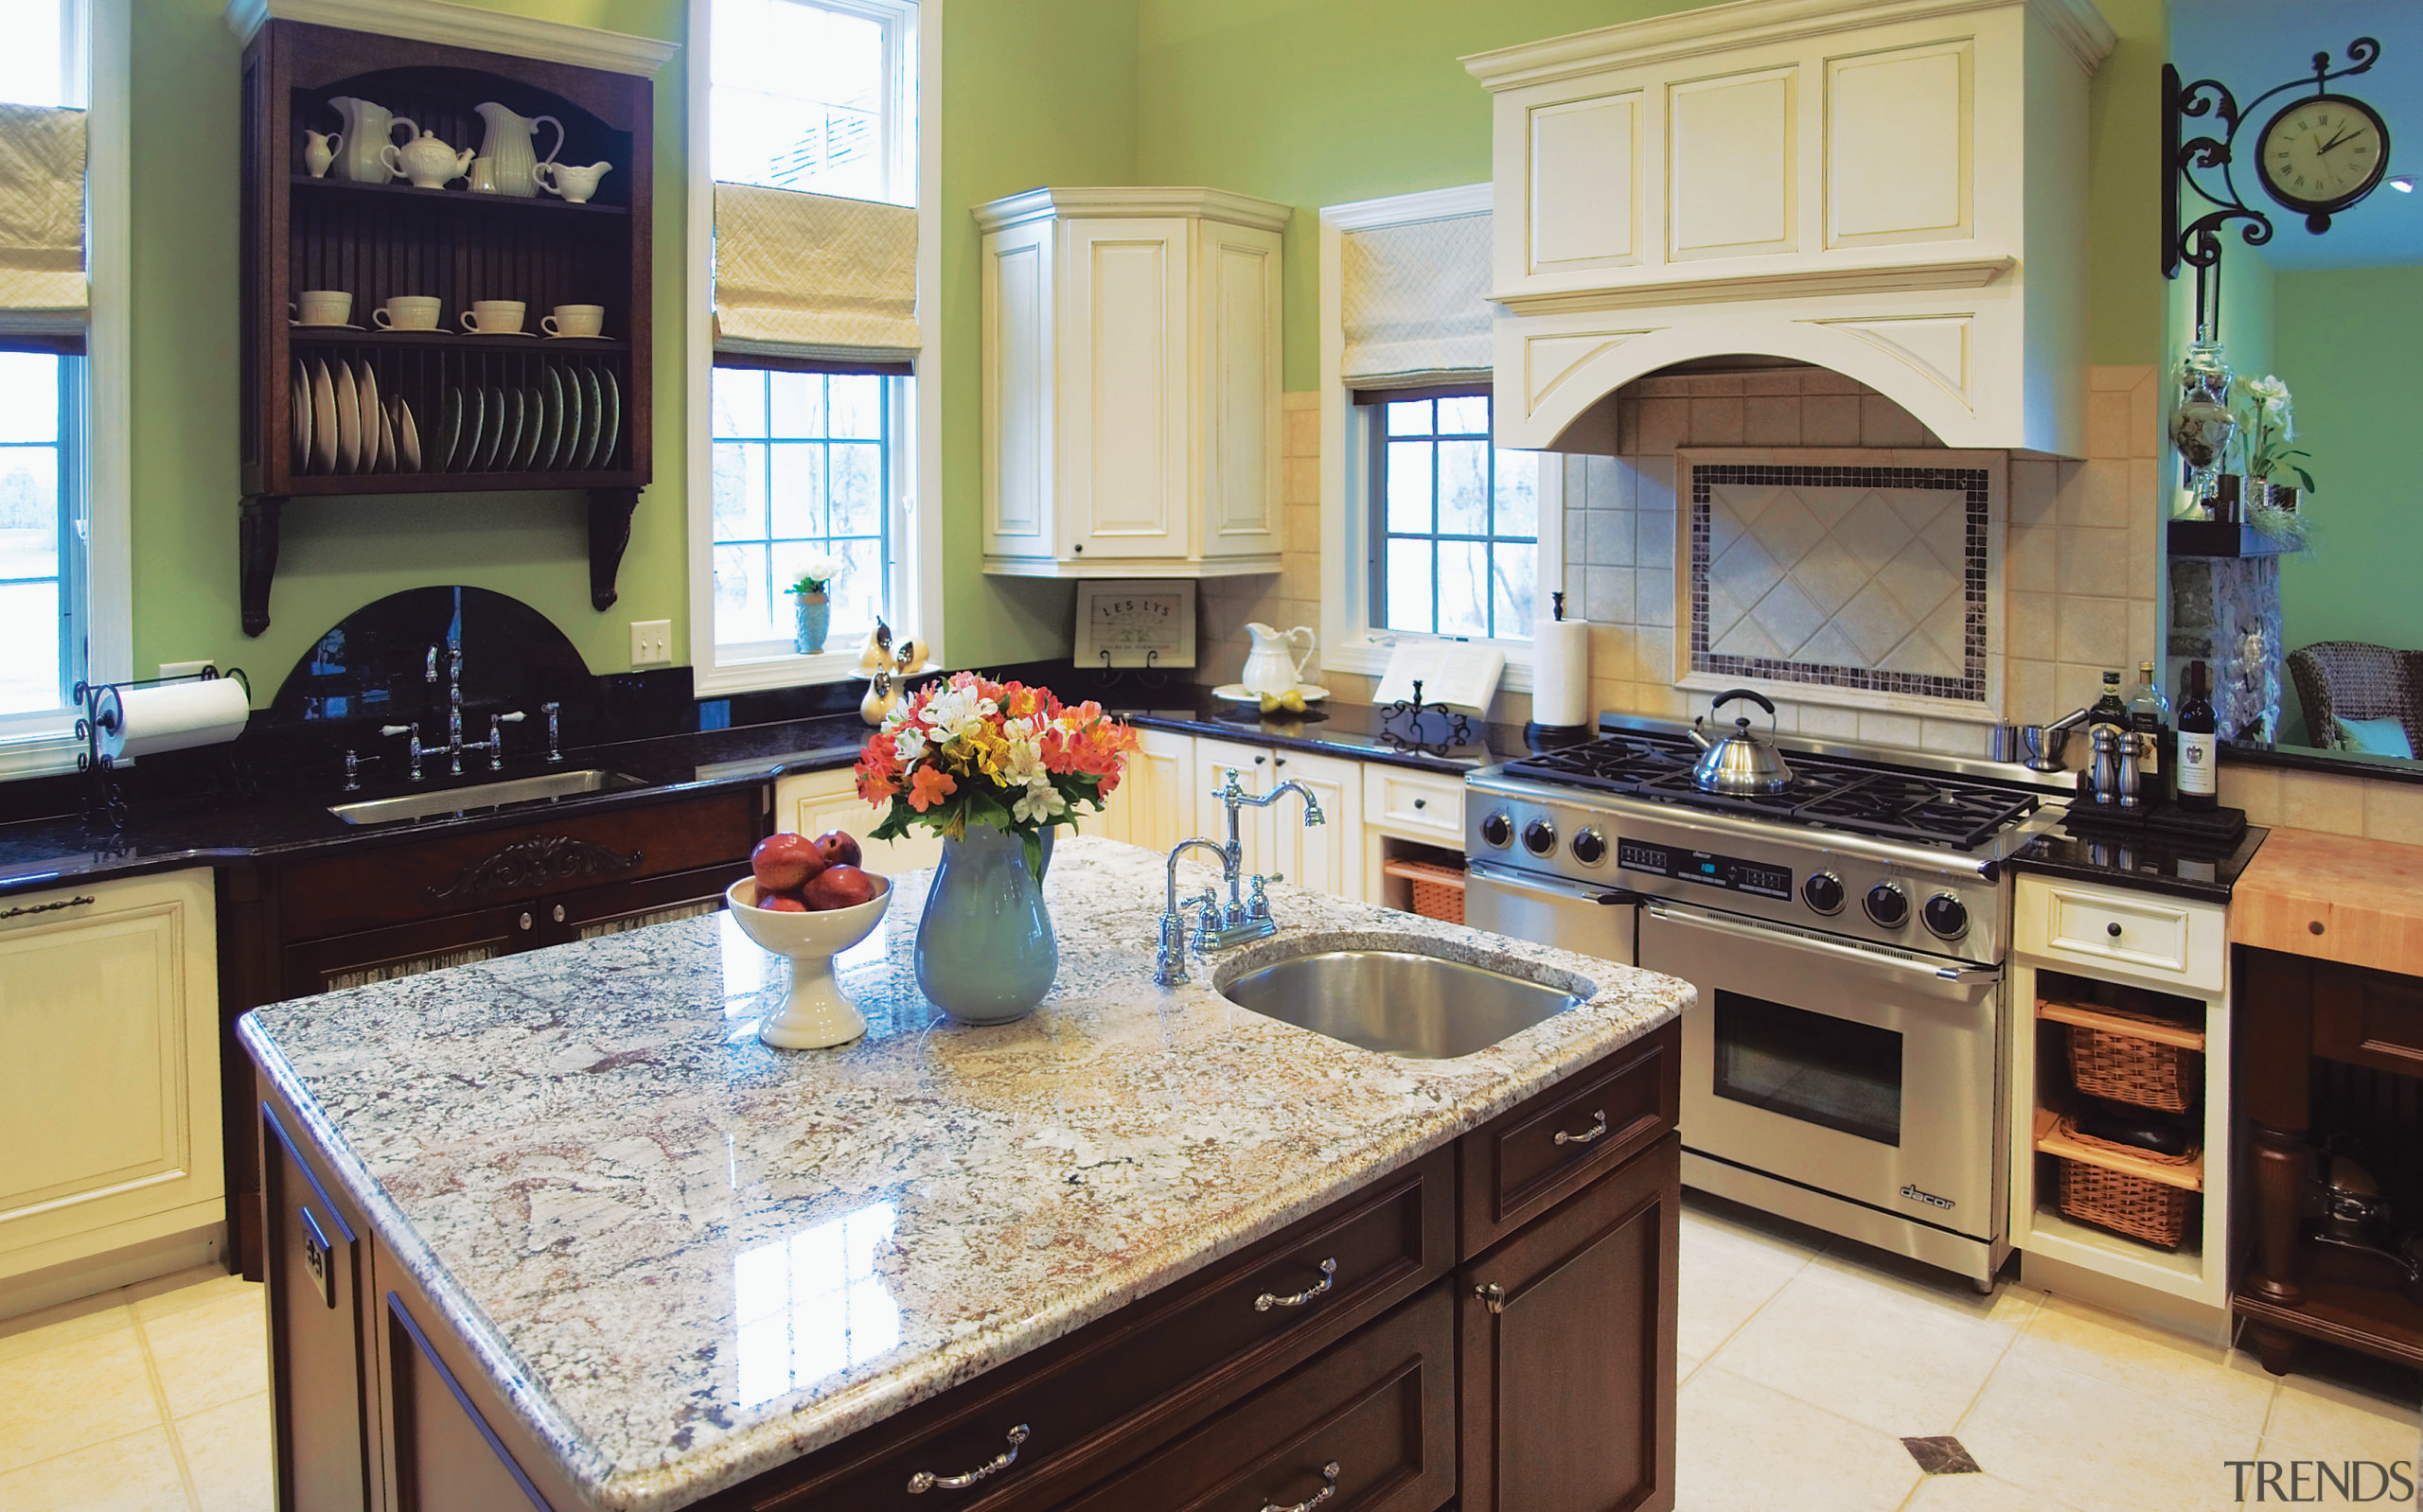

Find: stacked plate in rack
431;365;622;475
292;358;423;476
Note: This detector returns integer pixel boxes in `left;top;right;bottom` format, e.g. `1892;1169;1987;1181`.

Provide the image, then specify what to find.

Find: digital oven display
1617;839;1793;900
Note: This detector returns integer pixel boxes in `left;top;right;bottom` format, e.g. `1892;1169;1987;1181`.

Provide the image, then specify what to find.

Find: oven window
1711;990;1902;1146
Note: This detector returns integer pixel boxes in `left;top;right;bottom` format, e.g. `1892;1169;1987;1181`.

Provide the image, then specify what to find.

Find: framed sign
1073;580;1196;669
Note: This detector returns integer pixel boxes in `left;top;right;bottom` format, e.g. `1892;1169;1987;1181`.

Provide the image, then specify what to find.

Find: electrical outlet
629;620;674;667
158;660;213;679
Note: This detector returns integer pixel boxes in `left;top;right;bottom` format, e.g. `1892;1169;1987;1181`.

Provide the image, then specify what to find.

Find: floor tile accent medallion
1689;463;1990;704
1901;1434;1985;1474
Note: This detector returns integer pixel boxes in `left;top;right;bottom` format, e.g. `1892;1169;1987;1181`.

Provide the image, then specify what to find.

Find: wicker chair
2285;642;2423;751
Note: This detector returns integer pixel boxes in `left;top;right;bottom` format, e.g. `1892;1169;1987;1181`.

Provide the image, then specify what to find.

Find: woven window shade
0;103;87;338
1339;211;1492;391
714;183;920;363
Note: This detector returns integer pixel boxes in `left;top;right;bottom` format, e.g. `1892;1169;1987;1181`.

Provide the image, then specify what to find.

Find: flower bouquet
787;554;843;654
852;674;1140;1023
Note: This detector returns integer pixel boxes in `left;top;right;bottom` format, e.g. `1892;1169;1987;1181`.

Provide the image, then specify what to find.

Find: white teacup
533;159;612;204
292;290;352;326
372;295;441;331
459;300;526;335
540;304;605;339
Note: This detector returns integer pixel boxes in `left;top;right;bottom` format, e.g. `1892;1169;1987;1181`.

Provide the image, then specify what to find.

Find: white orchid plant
787;554;845;595
2232;375;2317;495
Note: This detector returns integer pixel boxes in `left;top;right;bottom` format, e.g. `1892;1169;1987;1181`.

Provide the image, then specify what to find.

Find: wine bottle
2177;659;2219;812
2128;659;2173;807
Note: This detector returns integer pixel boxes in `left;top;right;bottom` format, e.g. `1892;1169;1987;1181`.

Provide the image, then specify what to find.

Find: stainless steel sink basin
328;768;650;826
1216;947;1587;1059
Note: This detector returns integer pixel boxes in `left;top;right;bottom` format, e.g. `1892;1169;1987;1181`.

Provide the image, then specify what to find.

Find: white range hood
1464;0;2115;457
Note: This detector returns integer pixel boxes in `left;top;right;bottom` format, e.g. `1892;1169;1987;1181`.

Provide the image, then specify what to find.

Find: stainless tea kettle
1688;689;1795;796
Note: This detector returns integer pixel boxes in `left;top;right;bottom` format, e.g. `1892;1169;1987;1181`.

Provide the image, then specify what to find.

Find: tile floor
1;1197;2417;1510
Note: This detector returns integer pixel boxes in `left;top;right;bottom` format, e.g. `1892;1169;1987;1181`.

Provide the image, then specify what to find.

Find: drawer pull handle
1254;1257;1336;1311
1412;797;1426;809
906;1424;1029;1494
1554;1109;1609;1147
2106;922;2123;939
1475;1281;1507;1313
0;894;95;920
1259;1461;1340;1512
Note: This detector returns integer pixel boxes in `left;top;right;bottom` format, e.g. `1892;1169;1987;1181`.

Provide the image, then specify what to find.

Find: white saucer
290;322;365;330
541;332;613;341
1213;683;1330;705
461;328;534;337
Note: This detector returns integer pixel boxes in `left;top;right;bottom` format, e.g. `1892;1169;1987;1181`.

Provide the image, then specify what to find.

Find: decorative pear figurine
383;129;475;190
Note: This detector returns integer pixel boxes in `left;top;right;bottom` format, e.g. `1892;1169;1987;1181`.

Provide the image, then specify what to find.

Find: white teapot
383;129;474;190
1240;623;1317;696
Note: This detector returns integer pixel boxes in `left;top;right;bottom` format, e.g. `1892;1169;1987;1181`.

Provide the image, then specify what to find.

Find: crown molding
1462;0;2114;90
973;185;1294;236
1491;255;2013;316
1320;183;1491;234
224;0;680;75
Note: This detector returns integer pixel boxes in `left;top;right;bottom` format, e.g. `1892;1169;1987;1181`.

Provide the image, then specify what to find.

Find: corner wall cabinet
0;870;223;1290
977;188;1287;579
238;20;654;634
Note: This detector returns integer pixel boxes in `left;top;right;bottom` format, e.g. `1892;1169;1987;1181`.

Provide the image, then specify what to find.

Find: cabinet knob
2309;920;2326;936
1411;797;1426;809
1255;754;1267;765
2106;922;2122;938
518;912;534;931
1474;1280;1507;1314
552;905;567;923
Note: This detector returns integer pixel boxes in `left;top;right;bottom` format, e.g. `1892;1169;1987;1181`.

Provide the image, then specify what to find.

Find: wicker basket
1384;858;1466;924
2067;1006;2200;1113
2053;1116;2199;1248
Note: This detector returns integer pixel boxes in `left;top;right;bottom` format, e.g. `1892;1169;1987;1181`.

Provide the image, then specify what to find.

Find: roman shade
1339;210;1491;391
0;102;88;344
713;183;920;365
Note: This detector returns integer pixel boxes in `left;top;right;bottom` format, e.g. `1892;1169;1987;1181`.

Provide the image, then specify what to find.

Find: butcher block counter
2227;825;2423;976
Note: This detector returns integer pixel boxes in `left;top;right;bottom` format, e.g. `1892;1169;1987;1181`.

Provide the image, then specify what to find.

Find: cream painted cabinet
1190;738;1364;902
977;187;1288;578
1194;737;1278;872
0;870;223;1282
1094;727;1197;855
774;766;945;876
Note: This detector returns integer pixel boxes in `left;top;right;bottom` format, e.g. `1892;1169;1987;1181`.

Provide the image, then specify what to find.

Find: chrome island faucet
1152;767;1326;987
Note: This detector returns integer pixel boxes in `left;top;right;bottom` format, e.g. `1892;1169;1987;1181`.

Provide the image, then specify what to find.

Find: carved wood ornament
422;834;644;905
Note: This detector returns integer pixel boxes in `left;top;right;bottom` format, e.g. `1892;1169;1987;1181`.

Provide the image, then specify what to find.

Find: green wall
2272;264;2423;657
1135;0;2173;390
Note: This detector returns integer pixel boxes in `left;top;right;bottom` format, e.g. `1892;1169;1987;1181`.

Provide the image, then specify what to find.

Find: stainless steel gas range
1464;716;2073;1289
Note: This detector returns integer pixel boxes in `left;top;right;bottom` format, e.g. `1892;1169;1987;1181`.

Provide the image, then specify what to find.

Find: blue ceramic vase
792;591;831;655
913;823;1056;1024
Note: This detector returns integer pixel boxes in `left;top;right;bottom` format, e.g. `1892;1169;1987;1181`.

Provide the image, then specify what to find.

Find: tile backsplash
1198;364;2164;756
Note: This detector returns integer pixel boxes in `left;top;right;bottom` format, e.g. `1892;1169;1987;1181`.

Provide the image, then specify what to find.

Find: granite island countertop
238;835;1691;1512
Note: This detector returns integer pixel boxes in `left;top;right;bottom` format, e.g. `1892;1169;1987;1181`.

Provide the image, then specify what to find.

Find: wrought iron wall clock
2160;37;2389;332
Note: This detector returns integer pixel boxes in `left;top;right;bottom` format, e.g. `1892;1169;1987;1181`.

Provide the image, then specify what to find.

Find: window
711;0;915;205
0;353;80;716
709;366;900;658
1368;391;1538;642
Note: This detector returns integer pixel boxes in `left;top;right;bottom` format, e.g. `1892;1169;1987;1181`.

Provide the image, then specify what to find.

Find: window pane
715;541;776;642
769;443;826;539
828;443;882;536
0;350;67;716
1384;537;1432;634
0;0;64;108
1436;395;1488;435
712;441;768;541
1385;399;1432;437
828;374;883;439
1491;543;1536;640
711;368;764;438
713;0;911;202
1494;448;1538;538
1436;440;1488;536
768;370;822;437
0;352;60;442
1438;540;1489;638
0;581;58;714
1385;440;1432;535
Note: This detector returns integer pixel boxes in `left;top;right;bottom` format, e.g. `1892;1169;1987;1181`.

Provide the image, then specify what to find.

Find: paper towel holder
1526;589;1595;751
73;665;251;831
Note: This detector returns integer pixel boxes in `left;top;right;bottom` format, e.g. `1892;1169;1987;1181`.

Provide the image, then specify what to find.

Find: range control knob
1523;818;1559;857
1479;811;1513;849
1801;871;1846;915
1922;893;1972;941
1864;881;1909;928
1571;827;1607;866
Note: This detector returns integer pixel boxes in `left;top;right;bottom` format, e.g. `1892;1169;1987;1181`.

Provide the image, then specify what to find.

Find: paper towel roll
99;679;251;760
1531;615;1591;728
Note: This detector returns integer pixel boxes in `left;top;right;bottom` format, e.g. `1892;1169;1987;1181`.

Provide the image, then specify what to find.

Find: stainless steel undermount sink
327;768;650;827
1215;944;1588;1059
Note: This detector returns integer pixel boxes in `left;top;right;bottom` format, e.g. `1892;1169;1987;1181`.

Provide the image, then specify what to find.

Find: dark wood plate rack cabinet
238;20;653;635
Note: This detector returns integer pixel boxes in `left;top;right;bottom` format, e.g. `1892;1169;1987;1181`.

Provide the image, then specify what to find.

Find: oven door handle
1642;899;2001;985
1466;860;1649;907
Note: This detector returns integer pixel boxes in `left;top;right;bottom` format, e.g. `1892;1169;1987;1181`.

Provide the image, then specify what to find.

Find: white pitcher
472;101;565;199
327;97;417;184
1241;623;1317;696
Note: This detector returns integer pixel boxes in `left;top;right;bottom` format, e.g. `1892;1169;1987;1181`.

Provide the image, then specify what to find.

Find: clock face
2258;94;2390;215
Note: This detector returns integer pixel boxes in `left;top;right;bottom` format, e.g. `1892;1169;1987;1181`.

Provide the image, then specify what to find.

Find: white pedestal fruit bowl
725;876;891;1049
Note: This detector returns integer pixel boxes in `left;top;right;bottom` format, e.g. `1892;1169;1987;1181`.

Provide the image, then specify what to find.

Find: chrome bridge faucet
369;643;523;782
1153;766;1325;987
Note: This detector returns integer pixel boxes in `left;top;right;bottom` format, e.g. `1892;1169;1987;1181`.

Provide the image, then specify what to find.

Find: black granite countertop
2009;810;2271;903
1111;691;1531;773
0;693;1530;899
